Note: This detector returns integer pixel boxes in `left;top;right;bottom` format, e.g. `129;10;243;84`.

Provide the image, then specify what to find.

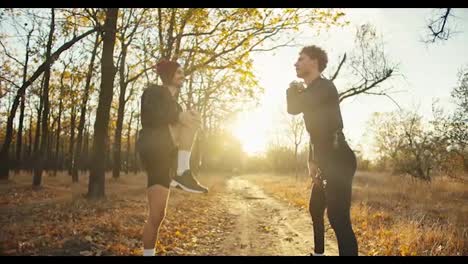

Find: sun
230;109;270;156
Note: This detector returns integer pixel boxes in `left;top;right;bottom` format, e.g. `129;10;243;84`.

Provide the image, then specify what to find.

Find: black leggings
309;140;358;256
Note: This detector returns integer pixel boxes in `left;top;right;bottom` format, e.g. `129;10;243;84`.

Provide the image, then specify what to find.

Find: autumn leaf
79;250;93;256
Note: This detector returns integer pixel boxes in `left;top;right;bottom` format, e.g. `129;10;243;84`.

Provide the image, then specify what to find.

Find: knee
327;210;350;230
327;213;340;229
309;204;323;222
308;204;315;218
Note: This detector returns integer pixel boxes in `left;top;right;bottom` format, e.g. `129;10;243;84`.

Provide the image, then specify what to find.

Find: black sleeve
286;87;303;115
288;80;339;114
141;87;179;127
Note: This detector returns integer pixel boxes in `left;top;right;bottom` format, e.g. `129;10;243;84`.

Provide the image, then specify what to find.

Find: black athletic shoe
171;170;208;194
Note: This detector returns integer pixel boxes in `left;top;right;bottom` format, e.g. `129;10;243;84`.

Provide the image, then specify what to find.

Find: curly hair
300;45;328;73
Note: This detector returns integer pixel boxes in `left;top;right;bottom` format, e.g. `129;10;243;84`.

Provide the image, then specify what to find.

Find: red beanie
155;59;181;84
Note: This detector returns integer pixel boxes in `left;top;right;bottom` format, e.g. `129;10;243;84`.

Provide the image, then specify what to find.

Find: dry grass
2;170;466;255
242;171;468;256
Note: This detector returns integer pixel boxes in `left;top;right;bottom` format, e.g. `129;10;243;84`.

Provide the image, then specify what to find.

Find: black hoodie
286;77;344;146
138;84;182;152
140;84;182;129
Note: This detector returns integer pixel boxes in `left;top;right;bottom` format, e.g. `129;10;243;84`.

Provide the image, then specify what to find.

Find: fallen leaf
3;249;16;255
173;247;184;254
80;250;93;256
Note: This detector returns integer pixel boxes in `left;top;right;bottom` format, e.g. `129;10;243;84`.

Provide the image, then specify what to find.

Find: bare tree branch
330;53;347;81
0;76;20;88
0;39;25;67
363;91;403;111
425;8;453;43
339;68;393;102
336;24;398;102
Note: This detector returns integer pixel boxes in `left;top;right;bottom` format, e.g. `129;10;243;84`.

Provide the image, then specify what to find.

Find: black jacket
286;77;344;146
140;84;182;130
138;84;182;153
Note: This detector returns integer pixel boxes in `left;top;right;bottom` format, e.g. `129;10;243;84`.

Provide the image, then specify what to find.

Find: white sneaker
310;253;326;256
170;180;177;187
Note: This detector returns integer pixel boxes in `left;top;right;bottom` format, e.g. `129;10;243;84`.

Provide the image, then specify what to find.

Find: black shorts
137;129;177;188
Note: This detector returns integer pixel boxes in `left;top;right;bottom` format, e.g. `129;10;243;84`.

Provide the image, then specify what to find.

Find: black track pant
309;139;358;256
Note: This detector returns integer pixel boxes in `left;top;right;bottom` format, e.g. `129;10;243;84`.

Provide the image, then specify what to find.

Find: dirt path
214;176;339;256
1;173;340;256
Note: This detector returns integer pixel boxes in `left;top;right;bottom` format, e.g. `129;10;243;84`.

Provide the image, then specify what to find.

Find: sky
231;8;468;158
2;8;467;159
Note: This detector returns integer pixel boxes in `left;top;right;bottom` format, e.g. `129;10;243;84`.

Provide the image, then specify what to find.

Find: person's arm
142;87;180;127
286;87;304;115
289;80;340;114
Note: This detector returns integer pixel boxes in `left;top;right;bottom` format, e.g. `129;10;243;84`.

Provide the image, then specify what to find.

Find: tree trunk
33;81;44;171
15;95;26;172
59;136;65;171
27;112;33;170
15;27;33;173
133;114;140;173
72;33;99;183
10;122;16;168
125;110;134;174
82;112;92;173
33;8;55;188
112;44;128;179
83;129;89;172
46;118;54;171
47;116;56;176
88;8;119;199
0;14;96;181
33;76;46;158
54;87;63;176
68;105;76;175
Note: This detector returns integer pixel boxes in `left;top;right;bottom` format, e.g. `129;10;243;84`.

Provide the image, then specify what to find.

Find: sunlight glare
230;109;270;156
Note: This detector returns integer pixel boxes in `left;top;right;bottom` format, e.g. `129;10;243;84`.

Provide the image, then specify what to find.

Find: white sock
177;150;191;176
313;252;325;256
143;248;155;256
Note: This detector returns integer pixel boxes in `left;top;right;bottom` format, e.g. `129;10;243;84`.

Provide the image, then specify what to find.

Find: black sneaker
187;170;209;193
170;181;182;189
171;170;208;194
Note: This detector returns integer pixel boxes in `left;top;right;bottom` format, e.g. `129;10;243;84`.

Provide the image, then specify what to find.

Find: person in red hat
137;59;208;256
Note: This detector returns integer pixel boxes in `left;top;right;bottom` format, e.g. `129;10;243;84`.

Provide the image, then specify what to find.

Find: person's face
171;67;185;88
294;52;318;79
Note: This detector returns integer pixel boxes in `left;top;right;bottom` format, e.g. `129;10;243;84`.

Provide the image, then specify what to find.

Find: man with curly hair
286;45;359;256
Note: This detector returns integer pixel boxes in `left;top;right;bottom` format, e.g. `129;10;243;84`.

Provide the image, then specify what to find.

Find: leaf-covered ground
0;171;236;256
5;170;461;256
